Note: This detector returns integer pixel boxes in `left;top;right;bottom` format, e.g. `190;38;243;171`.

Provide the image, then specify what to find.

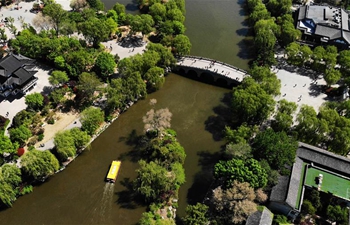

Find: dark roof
245;207;273;225
13;68;34;85
0;54;36;78
297;142;350;175
285;157;304;209
270;176;290;203
278;142;350;210
296;5;350;45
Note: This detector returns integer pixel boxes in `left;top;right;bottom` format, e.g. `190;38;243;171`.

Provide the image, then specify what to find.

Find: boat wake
91;183;114;223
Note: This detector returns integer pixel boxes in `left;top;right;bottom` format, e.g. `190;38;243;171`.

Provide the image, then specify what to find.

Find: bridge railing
174;64;247;80
177;55;249;75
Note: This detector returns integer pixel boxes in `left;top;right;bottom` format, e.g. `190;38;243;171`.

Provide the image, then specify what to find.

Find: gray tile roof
245;207;273;225
270;176;289;202
297;142;350;175
277;142;350;211
296;5;350;46
285;157;304;209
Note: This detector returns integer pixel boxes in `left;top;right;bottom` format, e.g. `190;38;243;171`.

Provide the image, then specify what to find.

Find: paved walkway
274;68;328;113
177;56;248;82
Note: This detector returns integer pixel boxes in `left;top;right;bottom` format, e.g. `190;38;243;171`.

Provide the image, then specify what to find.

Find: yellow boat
106;160;121;183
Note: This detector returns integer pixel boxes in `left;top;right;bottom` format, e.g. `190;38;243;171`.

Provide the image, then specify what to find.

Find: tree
254;28;276;66
80;107;104;135
134;160;175;203
339;50;350;76
311;46;326;72
272;99;297;132
143;108;172;134
249;65;281;96
212;181;257;224
173;34;191;56
32;12;54;32
214;158;268;189
301;200;316;215
224;142;252;160
49;70;69;87
249;3;270;24
144;67;165;91
231;77;275;124
77;72;102;101
54;130;76;160
12;110;35;128
286;43;312;67
86;0;104;10
252;128;298;170
146;43;176;67
78;17;110;47
42;3;68;36
70;0;88;11
9;125;32;145
324;45;337;69
183;203;209;225
121;71;147;101
279;17;301;46
25;93;44;111
0;135;18;159
327;205;349;224
69;127;90;149
0;164;21;207
93;52;116;78
324;68;341;86
106;78;123;113
21;150;59;181
146;129;186;165
295;105;328;146
224;124;257;144
149;3;166;24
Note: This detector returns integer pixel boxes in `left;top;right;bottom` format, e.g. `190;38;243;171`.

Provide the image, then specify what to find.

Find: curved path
175;55;249;83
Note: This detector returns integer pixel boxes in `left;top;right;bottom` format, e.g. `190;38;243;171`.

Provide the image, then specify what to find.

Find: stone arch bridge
172;56;249;87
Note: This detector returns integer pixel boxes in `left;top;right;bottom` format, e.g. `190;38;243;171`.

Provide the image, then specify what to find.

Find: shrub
48;117;55;124
38;134;44;141
20;185;33;196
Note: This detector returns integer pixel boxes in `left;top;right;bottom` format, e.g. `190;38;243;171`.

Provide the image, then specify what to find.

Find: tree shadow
186;151;222;205
309;83;325;97
204;92;233;141
236;37;254;60
125;0;139;12
118;129;147;163
115;177;146;209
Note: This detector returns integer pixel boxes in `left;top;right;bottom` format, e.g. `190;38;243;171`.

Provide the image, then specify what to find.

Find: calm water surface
0;0;251;223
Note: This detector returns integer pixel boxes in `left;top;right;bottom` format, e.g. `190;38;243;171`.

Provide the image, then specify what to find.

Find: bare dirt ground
36;112;79;146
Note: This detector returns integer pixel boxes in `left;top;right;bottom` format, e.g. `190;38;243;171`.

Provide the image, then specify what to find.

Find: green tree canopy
77;72;102;101
21;150;59;181
25;93;44;111
231;77;275;124
214;158;267;189
272;99;297;132
134;160;176;203
252;128;298;170
9;125;32;145
42;3;68;36
93;52;116;78
81;107;104;135
172;34;191;56
49;70;69;86
183;203;209;225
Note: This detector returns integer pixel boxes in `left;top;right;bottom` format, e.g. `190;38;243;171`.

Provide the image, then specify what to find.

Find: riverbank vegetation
0;0;190;208
181;0;350;224
135;105;186;225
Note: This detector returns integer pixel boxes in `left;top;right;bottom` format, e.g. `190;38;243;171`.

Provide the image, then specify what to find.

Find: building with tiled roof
0;54;38;97
296;5;350;47
269;142;350;221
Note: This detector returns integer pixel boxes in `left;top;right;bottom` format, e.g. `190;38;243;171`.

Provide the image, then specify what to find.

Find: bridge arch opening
200;72;215;84
177;68;186;75
187;69;199;78
216;78;228;87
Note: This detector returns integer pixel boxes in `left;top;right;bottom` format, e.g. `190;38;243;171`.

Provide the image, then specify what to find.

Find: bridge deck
177;56;248;82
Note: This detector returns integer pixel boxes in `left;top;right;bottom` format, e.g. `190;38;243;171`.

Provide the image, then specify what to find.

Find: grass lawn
305;167;350;200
